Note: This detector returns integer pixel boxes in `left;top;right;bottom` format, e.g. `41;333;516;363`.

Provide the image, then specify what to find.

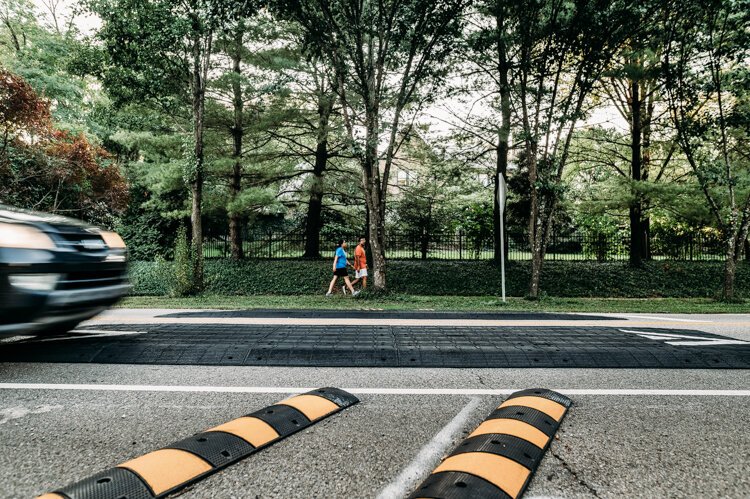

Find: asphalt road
1;310;749;498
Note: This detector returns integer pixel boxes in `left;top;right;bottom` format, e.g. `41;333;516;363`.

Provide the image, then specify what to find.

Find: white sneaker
325;291;332;297
352;290;360;297
342;286;347;295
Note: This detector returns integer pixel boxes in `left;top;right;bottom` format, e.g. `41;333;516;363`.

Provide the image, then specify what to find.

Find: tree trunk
190;32;208;291
629;76;645;267
229;27;244;260
363;112;386;290
723;240;737;300
527;153;543;298
303;92;333;258
493;6;511;263
744;238;749;261
304;174;324;258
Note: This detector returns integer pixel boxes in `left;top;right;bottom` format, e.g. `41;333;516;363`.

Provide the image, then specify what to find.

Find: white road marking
375;397;483;499
31;330;147;343
0;404;64;425
617;315;709;323
0;384;748;396
620;329;749;346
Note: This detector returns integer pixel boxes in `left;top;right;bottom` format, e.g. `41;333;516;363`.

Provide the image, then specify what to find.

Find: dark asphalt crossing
2;323;749;368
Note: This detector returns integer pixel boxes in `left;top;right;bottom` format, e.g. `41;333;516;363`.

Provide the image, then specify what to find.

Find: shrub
172;225;194;296
128;259;749;298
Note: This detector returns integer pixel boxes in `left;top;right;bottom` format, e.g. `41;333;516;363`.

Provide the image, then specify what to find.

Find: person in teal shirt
326;239;358;296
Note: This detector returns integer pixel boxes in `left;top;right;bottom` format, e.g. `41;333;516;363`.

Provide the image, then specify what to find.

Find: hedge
127;259;749;298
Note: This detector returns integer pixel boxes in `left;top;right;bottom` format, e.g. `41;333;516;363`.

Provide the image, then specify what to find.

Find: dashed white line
375;397;483;499
0;384;747;396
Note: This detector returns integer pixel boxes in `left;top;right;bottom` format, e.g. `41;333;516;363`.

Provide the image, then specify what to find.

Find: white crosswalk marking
619;329;748;346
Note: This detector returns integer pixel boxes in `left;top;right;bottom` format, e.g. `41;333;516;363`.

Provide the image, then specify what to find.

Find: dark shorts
334;268;349;277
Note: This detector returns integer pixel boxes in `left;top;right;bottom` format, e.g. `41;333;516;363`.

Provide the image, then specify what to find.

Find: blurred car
0;205;130;337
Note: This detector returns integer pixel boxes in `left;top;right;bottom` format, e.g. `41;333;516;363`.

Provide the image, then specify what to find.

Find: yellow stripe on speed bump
208;416;280;447
469;418;550;449
408;388;572;499
433;452;530;498
38;387;359;499
279;394;340;420
119;448;213;495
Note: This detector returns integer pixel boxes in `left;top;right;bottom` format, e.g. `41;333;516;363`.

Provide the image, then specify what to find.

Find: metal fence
204;230;738;261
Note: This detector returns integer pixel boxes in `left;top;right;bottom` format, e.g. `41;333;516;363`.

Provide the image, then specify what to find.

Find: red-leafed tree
0;68;51;149
0;68;128;223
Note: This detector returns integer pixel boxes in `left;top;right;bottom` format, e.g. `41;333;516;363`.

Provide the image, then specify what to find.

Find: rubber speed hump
409;388;572;499
38;387;358;499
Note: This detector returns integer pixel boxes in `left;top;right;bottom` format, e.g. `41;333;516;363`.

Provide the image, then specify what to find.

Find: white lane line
0;384;748;396
375;397;483;499
617;315;709;323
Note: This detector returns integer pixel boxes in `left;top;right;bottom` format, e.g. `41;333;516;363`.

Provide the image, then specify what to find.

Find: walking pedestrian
326;239;358;296
351;237;368;290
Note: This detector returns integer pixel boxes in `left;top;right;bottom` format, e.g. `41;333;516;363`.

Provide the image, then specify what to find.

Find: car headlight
100;231;126;249
0;222;56;250
9;273;60;291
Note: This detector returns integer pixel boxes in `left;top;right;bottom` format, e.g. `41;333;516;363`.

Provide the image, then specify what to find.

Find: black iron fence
204;229;741;262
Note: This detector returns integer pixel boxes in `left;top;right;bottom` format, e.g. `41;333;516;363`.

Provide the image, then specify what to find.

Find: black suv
0;205;129;336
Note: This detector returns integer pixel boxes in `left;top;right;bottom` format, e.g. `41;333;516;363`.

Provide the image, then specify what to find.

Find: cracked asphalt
0;310;748;498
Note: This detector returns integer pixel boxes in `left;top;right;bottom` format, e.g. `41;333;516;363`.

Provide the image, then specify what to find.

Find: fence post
268;230;272;259
459;230;463;260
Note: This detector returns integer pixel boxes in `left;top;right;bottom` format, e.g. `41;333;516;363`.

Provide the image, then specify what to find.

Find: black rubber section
247;404;311;437
159;309;611;321
505;388;573;408
486;406;558;437
408;471;512;499
449;434;544;471
308;387;360;409
54;467;153;499
166;431;255;467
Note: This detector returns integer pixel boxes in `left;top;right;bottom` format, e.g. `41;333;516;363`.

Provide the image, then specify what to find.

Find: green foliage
172;225;195;296
129;259;749;298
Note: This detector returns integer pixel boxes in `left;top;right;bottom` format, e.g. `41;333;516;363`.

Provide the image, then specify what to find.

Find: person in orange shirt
351;237;368;289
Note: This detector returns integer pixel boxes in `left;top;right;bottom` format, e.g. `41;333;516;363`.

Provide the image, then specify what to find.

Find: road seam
375;397;483;499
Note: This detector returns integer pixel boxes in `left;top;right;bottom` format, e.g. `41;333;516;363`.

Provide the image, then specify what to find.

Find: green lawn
120;294;747;314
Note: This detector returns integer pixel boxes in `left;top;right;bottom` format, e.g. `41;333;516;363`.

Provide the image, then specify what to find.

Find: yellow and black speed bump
409;388;572;499
38;387;358;499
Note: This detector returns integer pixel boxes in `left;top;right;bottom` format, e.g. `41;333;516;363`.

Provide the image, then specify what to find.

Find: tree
277;0;470;290
0;69;127;222
390;134;467;258
663;0;750;299
85;0;253;290
454;0;513;263
509;0;646;297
